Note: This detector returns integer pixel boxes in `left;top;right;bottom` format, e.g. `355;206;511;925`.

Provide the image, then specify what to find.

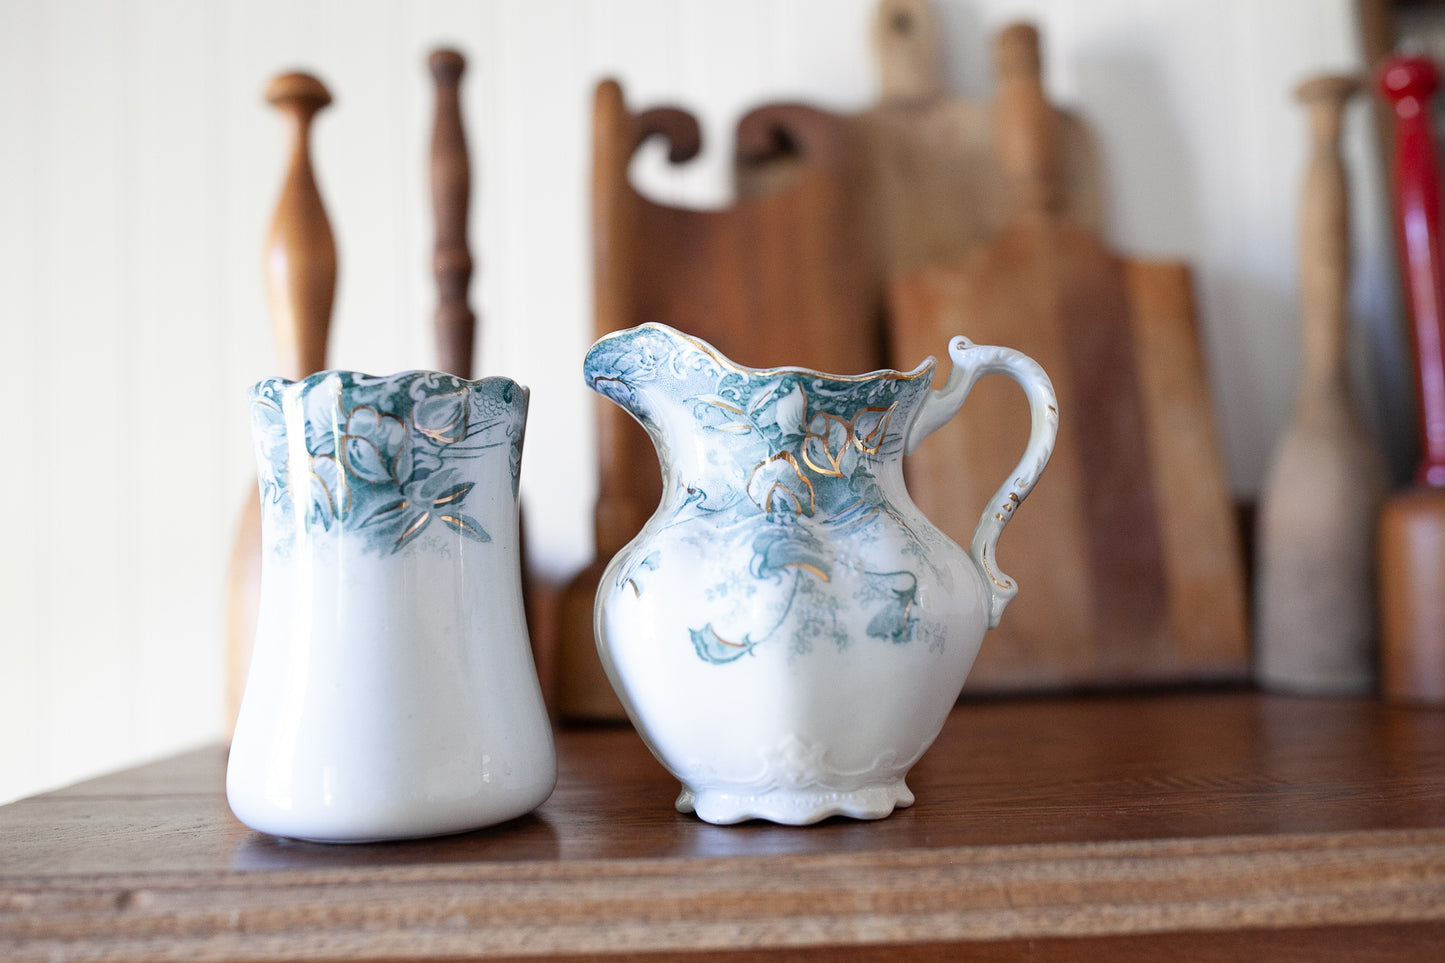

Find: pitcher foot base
676;780;914;825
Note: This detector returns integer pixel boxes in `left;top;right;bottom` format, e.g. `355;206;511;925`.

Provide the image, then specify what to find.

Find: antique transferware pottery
227;370;555;842
585;323;1058;825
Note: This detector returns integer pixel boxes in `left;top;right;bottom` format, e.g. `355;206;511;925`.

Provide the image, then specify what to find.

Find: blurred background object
1254;75;1389;696
890;23;1248;690
429;48;477;381
1377;54;1445;705
0;0;1410;803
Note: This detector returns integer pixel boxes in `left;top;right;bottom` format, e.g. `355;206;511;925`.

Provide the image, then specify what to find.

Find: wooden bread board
884;14;1250;691
891;248;1248;689
736;0;1106;274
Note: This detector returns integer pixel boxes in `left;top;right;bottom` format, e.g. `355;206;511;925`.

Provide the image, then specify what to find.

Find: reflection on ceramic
227;370;555;843
586;324;1057;825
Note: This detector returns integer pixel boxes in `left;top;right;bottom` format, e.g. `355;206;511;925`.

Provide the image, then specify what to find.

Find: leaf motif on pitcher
250;371;525;556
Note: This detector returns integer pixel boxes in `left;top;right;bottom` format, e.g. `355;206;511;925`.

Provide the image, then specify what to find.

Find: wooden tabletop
4;691;1445;960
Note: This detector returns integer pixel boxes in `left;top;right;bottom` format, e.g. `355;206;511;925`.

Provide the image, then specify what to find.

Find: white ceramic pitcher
585;324;1057;825
227;370;555;842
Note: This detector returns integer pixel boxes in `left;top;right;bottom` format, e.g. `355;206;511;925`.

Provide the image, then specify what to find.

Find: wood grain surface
3;693;1444;960
887;26;1248;690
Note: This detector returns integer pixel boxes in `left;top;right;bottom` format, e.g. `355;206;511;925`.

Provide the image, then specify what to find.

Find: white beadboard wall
0;0;1402;804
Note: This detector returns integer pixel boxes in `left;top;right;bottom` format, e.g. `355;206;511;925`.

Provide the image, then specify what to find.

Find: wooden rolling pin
224;72;337;735
1255;75;1388;695
1378;56;1445;704
429;49;474;379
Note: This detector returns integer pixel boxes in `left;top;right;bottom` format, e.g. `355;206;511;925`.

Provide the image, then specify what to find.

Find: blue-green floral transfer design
586;323;949;664
250;370;526;555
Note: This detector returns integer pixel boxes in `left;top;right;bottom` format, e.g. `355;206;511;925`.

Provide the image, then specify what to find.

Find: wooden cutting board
737;0;1106;272
888;25;1248;690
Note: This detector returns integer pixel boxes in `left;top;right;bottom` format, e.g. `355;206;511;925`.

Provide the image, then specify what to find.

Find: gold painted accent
747;451;816;515
708;627;749;649
1008;492;1020;504
339;434;389;483
396;511;431;547
413;391;470;444
440;513;483;538
432;488;466;506
309;470;337;517
850;405;896;455
763;482;805;516
373;498;410;518
801;412;849;477
702;398;746;416
309;453;351;516
783;562;830;582
979;546;1014;591
626;578;641;598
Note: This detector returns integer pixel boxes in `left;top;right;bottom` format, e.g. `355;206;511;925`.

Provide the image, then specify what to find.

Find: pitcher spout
584;323;702;440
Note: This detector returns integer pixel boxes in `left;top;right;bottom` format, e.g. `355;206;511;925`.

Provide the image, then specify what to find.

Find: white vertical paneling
0;0;45;805
0;0;1404;803
123;0;230;757
489;0;595;574
35;0;132;793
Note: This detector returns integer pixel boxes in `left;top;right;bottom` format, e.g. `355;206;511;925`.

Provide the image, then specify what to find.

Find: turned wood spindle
1378;56;1445;704
225;71;338;735
1255;75;1388;695
263;73;337;380
429;49;475;379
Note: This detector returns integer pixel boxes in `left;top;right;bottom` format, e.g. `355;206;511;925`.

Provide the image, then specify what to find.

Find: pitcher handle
905;337;1059;627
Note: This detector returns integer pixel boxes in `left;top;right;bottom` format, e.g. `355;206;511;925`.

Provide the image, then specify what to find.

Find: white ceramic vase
585;324;1057;825
227;370;555;843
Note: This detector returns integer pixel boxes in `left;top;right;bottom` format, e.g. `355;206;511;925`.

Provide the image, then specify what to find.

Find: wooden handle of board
263;72;336;380
873;0;942;104
994;23;1062;219
429;49;475;379
1381;57;1445;487
226;71;338;737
